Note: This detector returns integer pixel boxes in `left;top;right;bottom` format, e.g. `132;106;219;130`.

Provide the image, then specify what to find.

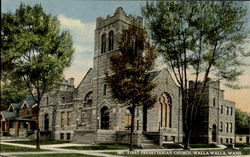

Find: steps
140;132;161;149
72;130;96;144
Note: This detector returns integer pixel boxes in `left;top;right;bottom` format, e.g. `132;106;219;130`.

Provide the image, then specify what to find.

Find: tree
235;108;250;134
105;24;157;151
0;79;28;111
142;1;250;149
1;4;74;149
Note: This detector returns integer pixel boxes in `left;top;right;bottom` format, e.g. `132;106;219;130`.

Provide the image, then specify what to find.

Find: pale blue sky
2;0;250;112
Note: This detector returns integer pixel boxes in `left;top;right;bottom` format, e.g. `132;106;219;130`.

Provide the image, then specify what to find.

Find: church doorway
44;113;49;131
212;124;217;142
100;106;109;130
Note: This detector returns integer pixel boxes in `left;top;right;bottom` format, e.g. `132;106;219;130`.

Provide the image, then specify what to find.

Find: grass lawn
9;140;70;145
15;154;95;157
62;143;141;150
0;144;48;152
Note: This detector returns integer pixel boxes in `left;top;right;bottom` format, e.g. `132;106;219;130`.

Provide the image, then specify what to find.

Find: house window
227;106;229;115
220;105;223;114
61;112;65;127
60;133;64;140
221;138;223;143
108;31;114;51
101;34;106;53
125;108;132;130
46;97;49;106
230;107;233;115
230;123;232;133
239;137;242;141
213;98;216;106
67;111;71;126
103;84;107;96
230;138;232;143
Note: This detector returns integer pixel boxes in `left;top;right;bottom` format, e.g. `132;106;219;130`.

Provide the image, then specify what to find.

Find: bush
235;143;250;148
162;143;183;149
190;144;218;148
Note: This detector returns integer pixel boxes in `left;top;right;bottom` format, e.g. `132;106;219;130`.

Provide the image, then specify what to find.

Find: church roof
147;70;162;82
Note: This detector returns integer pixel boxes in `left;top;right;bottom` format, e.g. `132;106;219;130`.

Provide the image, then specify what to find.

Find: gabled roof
8;103;22;111
20;95;36;108
0;111;17;120
147;70;163;82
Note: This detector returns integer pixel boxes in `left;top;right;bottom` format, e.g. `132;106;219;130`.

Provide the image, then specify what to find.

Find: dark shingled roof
10;103;22;110
147;70;162;82
0;111;17;120
20;95;36;108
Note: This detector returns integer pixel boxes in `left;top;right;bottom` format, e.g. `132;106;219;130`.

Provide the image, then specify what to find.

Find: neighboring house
235;128;250;144
38;7;236;147
0;95;38;137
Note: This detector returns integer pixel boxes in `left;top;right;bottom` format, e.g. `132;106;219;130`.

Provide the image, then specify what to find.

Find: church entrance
100;106;109;130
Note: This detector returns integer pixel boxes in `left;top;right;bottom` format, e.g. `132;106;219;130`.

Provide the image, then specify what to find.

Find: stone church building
38;7;235;147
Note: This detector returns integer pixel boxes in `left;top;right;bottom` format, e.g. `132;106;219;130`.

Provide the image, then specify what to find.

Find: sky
2;0;250;113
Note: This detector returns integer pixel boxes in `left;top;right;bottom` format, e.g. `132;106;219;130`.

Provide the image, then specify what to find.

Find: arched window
44;113;49;131
85;91;93;105
108;31;114;51
103;84;107;96
158;92;172;128
101;34;106;54
125;108;132;130
100;106;109;129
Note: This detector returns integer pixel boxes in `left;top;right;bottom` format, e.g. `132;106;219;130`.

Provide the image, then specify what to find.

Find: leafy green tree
0;80;27;111
1;4;74;149
105;24;157;151
142;1;249;149
235;108;250;134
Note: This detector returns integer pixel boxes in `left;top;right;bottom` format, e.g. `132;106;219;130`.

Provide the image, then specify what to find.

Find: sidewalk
0;141;122;157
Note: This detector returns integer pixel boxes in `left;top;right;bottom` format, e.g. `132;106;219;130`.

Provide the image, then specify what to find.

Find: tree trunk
183;128;191;150
36;108;40;149
129;106;135;151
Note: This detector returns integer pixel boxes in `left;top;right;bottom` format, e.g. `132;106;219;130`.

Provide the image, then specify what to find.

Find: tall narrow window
158;92;172;128
108;31;114;51
101;34;106;54
46;97;49;105
103;84;107;95
67;111;71;126
213;98;216;106
220;122;223;132
230;107;233;115
221;105;223;114
227;106;229;115
61;112;65;127
125;108;132;130
226;122;229;132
